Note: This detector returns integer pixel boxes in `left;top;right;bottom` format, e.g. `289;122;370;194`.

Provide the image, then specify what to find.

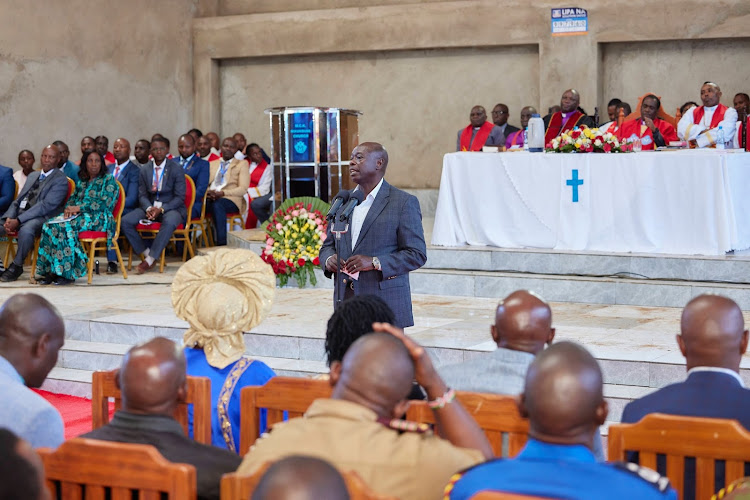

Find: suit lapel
352;181;390;253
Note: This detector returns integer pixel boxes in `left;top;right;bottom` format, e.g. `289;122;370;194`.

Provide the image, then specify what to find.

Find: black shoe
0;259;4;273
52;275;75;286
0;264;23;282
36;274;56;285
106;262;118;275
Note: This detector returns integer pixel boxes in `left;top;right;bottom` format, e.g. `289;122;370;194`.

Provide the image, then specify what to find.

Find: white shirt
248;162;273;198
152;159;167;191
112;160;130;180
351;178;384;249
678;104;738;147
210;159;231;191
687;366;745;387
234;150;246;161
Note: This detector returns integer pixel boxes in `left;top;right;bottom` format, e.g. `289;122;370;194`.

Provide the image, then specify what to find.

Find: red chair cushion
136;223;184;231
78;231;107;240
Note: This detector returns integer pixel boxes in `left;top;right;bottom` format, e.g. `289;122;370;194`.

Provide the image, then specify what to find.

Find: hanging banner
551;7;588;36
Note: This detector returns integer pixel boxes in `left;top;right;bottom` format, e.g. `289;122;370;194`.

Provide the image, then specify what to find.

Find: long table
431;150;750;255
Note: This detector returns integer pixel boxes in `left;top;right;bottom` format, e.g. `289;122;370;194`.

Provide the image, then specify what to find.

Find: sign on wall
551;7;588;36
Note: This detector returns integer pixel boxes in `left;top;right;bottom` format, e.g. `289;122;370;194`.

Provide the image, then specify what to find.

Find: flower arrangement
261;196;330;288
546;127;625;153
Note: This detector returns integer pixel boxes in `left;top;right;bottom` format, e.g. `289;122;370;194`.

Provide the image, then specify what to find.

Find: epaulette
712;478;750;500
377;417;432;434
611;461;672;493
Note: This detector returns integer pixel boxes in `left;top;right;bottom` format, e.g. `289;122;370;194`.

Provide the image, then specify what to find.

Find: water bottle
716;125;725;150
523;128;529;151
527;114;545;152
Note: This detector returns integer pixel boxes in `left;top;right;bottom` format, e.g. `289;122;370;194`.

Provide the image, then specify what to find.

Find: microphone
339;189;365;221
326;190;350;220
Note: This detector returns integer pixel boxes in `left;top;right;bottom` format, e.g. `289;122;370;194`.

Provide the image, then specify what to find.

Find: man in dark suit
319;142;427;328
82;337;241;500
176;134;208;221
492;103;520;139
0;146;69;282
121;137;186;275
0;164;13;220
621;294;750;500
104;138;140;274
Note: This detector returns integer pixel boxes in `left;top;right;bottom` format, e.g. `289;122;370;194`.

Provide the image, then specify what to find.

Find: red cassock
544;111;586;144
244;160;269;229
459;121;495;151
617;118;678;150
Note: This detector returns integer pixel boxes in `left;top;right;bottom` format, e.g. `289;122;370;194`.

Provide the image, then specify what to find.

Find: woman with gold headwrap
172;248;277;452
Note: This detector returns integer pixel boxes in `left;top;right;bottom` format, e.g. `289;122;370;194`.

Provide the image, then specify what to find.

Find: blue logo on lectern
566;169;584;202
294;140;308;154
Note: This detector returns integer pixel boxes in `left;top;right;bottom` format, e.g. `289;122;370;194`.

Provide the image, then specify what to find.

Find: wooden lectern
265;107;361;208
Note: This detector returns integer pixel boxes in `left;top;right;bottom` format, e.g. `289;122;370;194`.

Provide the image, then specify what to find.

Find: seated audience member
439;290;605;460
505;106;537;149
205;132;221;158
82;337;241;500
238;326;492;500
680;101;698;117
132;139;151;167
53;140;79;183
207;137;249;246
150;133;173;159
79;136;96;165
601;101;632;134
0;162;13;217
95;135;115;165
548;104;561;115
0;294;65;448
678;82;738;148
491;103;519;139
734;92;749;148
0;145;69;282
446;342;676;500
617;94;679;149
233;132;248;160
35;151;117;285
197;135;219;162
244;143;272;229
177;134;209;220
14;149;36;192
251;456;350;500
543;89;596;144
187;128;203;143
607;98;623;122
0;429;50;500
121;137;186;274
457;105;505;151
173;248;277;452
105;138;139;274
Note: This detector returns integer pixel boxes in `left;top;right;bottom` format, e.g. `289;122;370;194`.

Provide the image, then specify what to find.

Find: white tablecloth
432;150;750;255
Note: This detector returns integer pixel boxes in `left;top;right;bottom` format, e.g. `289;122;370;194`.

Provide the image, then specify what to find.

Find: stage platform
0;221;748;435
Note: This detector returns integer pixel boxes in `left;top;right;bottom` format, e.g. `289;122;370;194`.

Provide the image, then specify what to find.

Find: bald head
470;106;487;127
561;89;580;113
118;337;186;415
40;145;60;173
522;342;606;448
113;138;131;163
331;333;414;418
0;294;65;387
492;290;554;355
678;295;748;372
520;106;537;129
252;456;349;500
206;132;220;149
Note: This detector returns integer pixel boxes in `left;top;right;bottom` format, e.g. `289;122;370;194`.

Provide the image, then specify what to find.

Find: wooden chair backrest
112;181;125;239
91;370;212;444
470;492;556;500
608;413;750;500
38;438;197;499
183;174;196;231
407;391;529;457
239;376;332;455
13;179;18;199
66;177;75;202
220;462;394;500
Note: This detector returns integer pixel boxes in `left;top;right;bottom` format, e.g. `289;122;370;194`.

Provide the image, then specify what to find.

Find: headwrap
172;248;275;369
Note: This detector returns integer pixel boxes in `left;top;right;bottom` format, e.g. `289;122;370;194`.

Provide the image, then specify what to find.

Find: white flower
594;139;602;147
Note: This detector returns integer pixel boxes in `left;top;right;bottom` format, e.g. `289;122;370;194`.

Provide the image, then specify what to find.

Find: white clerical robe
677;104;738;148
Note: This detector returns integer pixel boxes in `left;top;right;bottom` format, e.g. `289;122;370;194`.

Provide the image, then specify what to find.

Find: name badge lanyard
153;166;165;201
218;161;228;185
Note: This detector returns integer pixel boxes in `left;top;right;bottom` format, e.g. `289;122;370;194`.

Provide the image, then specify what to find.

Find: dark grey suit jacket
319;180;427;327
138;159;187;220
2;168;69;224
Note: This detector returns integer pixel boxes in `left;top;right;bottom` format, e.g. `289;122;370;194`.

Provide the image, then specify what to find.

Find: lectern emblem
294;140;308;154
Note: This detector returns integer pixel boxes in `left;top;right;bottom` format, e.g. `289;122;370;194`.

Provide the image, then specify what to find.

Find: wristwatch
372;257;381;271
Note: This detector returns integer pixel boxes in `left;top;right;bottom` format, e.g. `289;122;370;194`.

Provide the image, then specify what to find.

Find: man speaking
320;142;427;328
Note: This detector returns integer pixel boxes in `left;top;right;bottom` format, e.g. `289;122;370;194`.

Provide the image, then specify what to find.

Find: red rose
298;258;306;267
603;143;612;152
312;256;320;266
595;136;603;143
571;130;581;139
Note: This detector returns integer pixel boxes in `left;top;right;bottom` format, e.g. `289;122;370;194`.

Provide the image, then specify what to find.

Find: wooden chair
78;180;128;284
220;461;393;500
206;211;245;246
238;376;332;455
91;370;212;444
39;438;197;499
128;174;196;273
4;177;75;273
407;391;529;457
608;413;750;500
624;93;677;128
190;191;212;248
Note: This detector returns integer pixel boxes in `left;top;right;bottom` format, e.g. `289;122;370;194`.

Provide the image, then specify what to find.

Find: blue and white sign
551;7;588;36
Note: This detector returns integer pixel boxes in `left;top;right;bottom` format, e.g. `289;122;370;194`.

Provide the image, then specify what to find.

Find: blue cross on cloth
566;169;584;202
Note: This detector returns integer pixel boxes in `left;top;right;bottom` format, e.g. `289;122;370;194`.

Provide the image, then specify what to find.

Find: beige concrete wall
217;0;451;16
0;0;198;169
221;46;539;188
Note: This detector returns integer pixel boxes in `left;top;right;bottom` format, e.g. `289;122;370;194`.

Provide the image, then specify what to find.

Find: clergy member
457;106;505;151
617;94;678;150
733;92;749;149
543;89;595;144
505;106;537;149
677;82;738;148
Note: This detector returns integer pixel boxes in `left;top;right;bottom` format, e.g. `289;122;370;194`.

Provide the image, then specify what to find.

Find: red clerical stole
617;118;678;150
459;121;495;151
545;111;585;144
692;104;728;128
244;160;269;229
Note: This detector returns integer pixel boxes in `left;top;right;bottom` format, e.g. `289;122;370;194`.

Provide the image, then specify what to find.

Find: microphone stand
331;217;350;309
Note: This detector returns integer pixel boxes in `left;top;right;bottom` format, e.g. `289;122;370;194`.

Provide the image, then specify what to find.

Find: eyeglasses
492;110;508;115
151;147;167;152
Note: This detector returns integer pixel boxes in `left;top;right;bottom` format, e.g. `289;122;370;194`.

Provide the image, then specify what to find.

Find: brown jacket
208;158;250;213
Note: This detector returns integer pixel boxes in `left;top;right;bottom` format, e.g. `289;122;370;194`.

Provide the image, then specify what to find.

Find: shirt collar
518;438;596;463
115;159;129;168
153;158;166;169
180;154;195;164
109;411;185;435
305;398;378;422
354;177;384;201
0;354;25;385
705;104;718;112
687;366;744;387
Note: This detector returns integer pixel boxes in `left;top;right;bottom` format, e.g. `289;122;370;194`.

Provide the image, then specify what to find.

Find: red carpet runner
33;389;114;439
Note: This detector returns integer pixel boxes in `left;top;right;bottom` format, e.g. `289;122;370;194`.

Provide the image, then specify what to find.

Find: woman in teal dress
36;151;118;285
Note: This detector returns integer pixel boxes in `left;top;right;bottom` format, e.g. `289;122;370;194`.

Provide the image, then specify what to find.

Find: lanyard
218;161;229;184
153;165;165;199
